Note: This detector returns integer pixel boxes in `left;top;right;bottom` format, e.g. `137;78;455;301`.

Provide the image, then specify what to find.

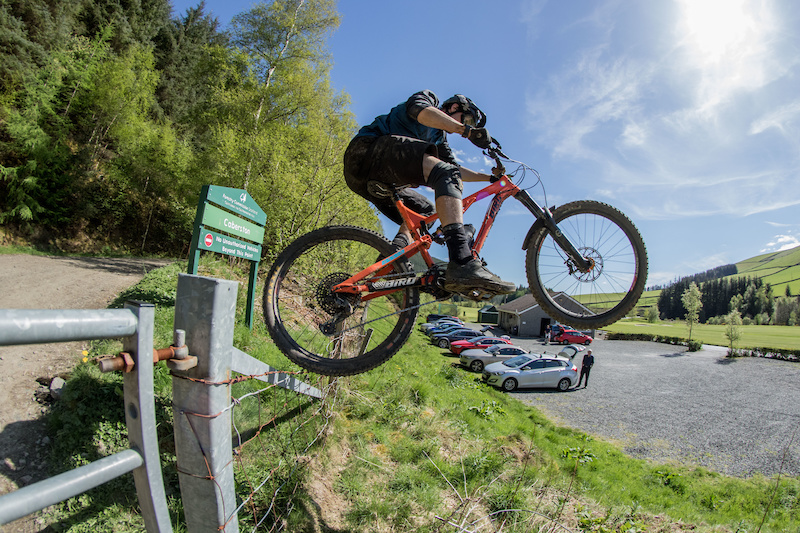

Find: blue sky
171;0;800;288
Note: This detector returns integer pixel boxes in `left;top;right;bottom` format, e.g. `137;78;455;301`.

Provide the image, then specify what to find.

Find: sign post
188;185;266;329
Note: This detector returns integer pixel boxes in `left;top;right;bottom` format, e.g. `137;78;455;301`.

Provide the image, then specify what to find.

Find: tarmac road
478;337;800;478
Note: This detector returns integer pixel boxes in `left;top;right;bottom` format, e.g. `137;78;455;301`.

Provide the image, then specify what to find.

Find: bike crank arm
514;190;593;273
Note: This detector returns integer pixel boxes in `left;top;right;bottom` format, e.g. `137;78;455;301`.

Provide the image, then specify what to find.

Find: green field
606;319;800;351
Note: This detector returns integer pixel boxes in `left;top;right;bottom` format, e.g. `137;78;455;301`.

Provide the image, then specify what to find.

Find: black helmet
441;94;486;128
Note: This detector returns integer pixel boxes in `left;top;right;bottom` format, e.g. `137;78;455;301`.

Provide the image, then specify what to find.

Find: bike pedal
464;289;495;302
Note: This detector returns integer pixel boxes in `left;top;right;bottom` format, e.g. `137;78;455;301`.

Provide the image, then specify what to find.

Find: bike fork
514;190;593;273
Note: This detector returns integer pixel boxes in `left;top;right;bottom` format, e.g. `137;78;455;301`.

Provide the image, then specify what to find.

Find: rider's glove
461;124;492;149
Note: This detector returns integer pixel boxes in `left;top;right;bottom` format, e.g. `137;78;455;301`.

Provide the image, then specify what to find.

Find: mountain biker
343;90;515;297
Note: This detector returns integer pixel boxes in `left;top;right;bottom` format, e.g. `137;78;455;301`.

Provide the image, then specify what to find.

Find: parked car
449;336;511;355
552;329;593;345
558;344;586;361
547;324;565;340
483;354;578;392
459;345;531;373
420;317;462;333
555;344;586;361
426;314;457;323
431;328;482;349
426;323;467;337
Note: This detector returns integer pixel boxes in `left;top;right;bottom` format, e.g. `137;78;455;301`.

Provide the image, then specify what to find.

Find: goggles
461;110;478;127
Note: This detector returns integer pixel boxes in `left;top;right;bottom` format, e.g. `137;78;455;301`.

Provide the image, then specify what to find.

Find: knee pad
427;161;463;200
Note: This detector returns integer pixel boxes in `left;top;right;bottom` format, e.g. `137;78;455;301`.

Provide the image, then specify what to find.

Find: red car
552;329;593;345
449;336;511;355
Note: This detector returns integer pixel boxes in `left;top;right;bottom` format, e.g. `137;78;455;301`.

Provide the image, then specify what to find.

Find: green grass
36;257;800;532
606;319;800;351
0;243;58;256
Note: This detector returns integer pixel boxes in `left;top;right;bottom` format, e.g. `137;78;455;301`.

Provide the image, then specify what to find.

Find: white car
459;345;531;373
483;354;578;392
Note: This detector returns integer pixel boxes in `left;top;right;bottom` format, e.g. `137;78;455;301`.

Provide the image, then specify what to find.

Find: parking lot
460;333;800;478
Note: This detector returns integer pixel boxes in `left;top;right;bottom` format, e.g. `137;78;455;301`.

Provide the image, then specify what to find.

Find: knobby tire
263;225;420;376
526;200;647;329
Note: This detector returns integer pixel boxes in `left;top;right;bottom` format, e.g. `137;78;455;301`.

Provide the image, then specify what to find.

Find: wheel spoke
265;227;420;376
527;202;647;328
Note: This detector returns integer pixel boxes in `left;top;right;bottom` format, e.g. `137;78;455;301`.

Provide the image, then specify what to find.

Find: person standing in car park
577;349;594;388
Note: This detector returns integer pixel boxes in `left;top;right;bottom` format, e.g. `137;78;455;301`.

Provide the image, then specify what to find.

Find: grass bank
38;259;800;531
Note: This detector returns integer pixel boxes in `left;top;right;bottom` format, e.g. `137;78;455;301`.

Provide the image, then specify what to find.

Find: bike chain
323;294;452;339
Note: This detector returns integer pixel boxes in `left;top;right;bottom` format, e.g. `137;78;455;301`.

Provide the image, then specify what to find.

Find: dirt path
0;254;171;531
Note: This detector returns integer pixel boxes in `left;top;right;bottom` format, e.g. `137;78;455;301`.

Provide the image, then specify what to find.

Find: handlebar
486;138;509;178
487;137;509;160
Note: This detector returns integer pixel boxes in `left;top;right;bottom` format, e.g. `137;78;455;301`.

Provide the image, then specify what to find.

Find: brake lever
486;142;509;162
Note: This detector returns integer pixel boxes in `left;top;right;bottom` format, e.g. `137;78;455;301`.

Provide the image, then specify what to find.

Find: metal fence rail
1;274;324;531
0;303;172;532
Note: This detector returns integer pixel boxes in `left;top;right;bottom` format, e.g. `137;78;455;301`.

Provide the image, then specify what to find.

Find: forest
655;275;800;326
0;0;379;259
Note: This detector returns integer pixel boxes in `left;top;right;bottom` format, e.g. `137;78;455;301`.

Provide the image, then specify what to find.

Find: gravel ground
484;337;800;478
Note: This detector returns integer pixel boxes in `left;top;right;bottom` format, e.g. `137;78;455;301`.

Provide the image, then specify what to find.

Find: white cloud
761;233;800;253
526;50;649;161
523;0;800;220
750;100;800;135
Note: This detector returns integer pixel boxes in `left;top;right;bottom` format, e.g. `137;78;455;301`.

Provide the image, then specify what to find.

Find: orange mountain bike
263;139;647;376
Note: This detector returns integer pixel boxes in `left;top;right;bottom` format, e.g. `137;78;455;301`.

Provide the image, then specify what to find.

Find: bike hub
576;248;602;282
315;273;360;315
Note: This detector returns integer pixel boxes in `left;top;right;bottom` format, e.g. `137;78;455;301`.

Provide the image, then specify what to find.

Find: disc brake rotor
575;247;603;282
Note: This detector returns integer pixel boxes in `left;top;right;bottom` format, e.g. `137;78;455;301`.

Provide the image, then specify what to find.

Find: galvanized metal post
171;274;239;533
122;301;173;532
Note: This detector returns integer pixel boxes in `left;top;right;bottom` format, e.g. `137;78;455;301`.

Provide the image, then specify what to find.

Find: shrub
728;347;800;362
605;332;702;351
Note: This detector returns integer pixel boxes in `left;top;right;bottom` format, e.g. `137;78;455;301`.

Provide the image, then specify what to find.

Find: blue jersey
356;90;457;164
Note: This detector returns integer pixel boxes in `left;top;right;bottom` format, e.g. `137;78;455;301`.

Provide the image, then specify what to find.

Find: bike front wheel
263;225;420;376
526;201;647;329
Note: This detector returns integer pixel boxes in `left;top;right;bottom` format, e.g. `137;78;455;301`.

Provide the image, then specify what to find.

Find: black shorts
344;135;436;225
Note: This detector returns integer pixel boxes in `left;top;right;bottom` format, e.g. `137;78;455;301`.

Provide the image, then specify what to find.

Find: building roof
497;292;593;316
497;294;539;314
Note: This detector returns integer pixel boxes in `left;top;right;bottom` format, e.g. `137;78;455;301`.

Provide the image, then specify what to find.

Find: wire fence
170;366;337;532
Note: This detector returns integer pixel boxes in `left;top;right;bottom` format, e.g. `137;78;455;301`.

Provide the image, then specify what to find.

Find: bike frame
333;175;591;301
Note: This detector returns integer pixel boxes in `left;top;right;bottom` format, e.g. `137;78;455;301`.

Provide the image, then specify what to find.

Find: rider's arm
459;166;494;182
416;106;467;136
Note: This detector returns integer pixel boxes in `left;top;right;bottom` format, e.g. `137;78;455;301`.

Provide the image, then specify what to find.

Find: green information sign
197;228;262;260
188;185;266;329
201;203;265;244
204;185;267;225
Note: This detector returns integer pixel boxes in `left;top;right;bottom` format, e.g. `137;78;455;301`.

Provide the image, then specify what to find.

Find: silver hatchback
483;354;578;392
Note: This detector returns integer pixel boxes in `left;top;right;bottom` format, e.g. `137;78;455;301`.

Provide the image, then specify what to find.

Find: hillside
635;245;800;318
734;244;800;295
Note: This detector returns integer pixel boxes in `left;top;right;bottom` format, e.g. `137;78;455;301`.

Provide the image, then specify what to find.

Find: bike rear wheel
263;225;419;376
526;201;647;329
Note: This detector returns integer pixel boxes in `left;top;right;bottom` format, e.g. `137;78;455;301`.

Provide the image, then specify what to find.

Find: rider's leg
391;188;434;248
423;156;514;295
